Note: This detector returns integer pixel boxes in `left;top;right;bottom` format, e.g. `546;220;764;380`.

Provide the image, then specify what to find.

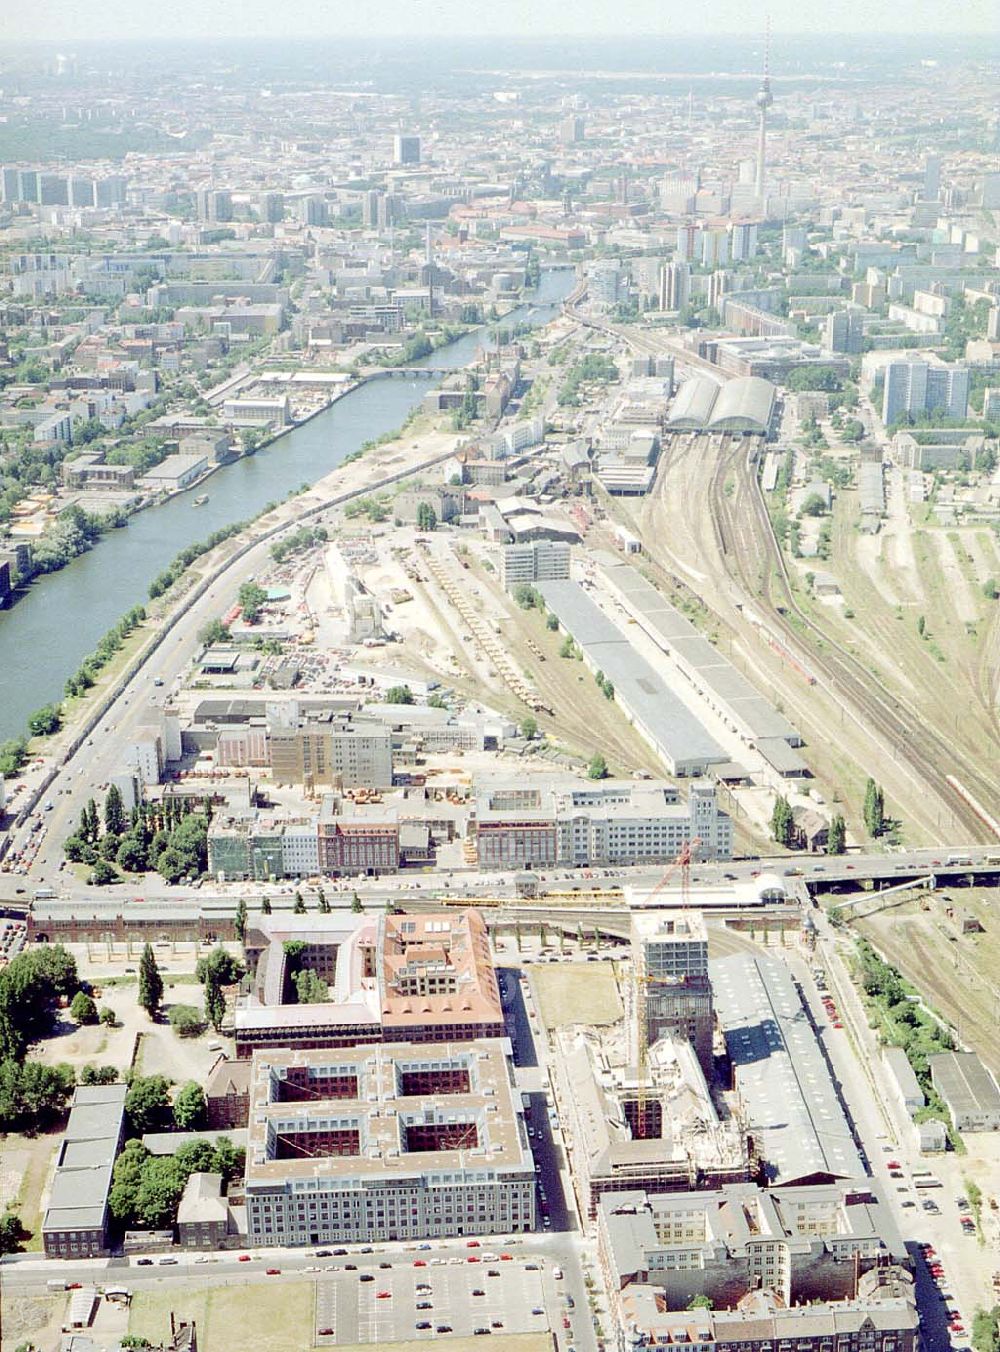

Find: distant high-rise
753;23;774;206
923;155;942;202
197;189;233;223
658;260;691;312
825;309;864;355
882;358;969;425
393;133;421;166
560;115;585;145
261;192;284;224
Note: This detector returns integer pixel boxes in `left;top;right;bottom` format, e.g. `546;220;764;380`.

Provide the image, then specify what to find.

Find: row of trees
139;942;244;1033
64;604;147;699
65;792;210;885
269;523;328;564
148;517;252;600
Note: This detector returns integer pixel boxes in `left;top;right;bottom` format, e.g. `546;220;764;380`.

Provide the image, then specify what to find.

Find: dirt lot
529;962;622;1029
33;958;231;1087
130;1279;315;1352
0;1290;62;1352
853;887;1000;1074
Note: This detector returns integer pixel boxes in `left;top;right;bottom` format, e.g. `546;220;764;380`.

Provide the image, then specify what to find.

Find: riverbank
0;269;576;738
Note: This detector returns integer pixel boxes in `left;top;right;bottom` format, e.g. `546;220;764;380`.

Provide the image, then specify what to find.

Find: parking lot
314;1253;551;1343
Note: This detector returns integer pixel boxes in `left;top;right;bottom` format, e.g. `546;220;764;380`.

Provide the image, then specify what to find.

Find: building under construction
551;1027;749;1220
244;1039;535;1246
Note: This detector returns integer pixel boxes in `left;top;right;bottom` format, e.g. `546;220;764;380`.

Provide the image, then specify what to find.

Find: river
0;270;575;739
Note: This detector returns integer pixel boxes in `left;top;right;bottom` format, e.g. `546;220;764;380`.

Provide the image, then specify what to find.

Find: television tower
754;19;773;206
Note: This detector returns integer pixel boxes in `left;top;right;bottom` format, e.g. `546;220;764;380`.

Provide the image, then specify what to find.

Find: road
5;842;1000;913
806;908;990;1347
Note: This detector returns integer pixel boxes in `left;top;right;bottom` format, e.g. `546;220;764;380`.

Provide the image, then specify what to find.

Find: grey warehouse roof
538;579;727;775
710;953;863;1185
667;377;720;429
708;376;776;432
929;1052;1000;1114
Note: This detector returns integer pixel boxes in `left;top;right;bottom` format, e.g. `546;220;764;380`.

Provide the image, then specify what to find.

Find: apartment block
618;1271;918;1352
235;909;505;1058
474;778;732;870
244;1039;534;1246
316;792;399;876
498;539;572;591
882;357;969;424
598;1181;907;1313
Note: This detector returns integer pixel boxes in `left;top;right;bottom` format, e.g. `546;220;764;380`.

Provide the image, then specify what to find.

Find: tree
294;969;329;1004
520;715;538;740
771;795;795;847
173;1081;207;1131
0;1060;75;1132
351;892;364;914
827;814;847;855
0;1211;27;1256
800;493;827;517
237;581;268;624
116;833;148;873
559;636;576;659
863;778;886;837
109;1140;150;1223
125;1075;171;1135
196;947;244;987
916;614;926;637
80;1064;119;1085
416;501;437;531
104;784;128;837
0;945;79;1062
138;943;163;1019
197;618;231;647
204;980;226;1032
317;890;331;914
983;578;998;600
293;892;307;915
687;1294;713;1310
70;991;98;1025
168;1005;205;1037
134;1155;187;1228
587;753;608;780
384;685;414;705
89;858;119;886
260;896;272;915
842;418;865;443
99;1006;118;1027
27;704;61;737
234;896;248;946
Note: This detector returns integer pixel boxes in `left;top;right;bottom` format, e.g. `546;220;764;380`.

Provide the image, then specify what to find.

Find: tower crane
632;837;702;1134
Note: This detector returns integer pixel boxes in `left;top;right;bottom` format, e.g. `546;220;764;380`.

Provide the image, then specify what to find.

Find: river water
0;270;574;739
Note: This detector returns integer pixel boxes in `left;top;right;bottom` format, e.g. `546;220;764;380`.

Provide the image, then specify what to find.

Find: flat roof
710;953;863;1185
600;562;800;746
246;1039;532;1186
930;1051;1000;1114
538;580;726;775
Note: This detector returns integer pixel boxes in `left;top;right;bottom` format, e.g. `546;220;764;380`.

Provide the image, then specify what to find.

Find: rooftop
246;1039;531;1185
710;953;864;1185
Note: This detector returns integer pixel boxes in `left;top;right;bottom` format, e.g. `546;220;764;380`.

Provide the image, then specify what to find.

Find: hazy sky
8;0;1000;42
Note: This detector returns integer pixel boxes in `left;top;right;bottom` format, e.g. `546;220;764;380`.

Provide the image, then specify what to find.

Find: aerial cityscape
1;11;999;1352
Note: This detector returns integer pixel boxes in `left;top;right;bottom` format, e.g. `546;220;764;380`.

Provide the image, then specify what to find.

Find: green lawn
129;1279;314;1352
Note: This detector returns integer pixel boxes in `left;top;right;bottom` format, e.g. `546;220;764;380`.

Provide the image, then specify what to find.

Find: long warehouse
538;579;727;776
711;953;864;1186
599;560;808;779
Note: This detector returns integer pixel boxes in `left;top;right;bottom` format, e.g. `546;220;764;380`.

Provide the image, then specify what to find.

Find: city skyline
6;0;999;41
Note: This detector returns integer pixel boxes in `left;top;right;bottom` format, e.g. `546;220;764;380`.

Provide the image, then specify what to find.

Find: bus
912;1173;943;1190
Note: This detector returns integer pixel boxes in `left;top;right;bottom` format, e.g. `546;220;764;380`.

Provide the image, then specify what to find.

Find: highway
5;844;999;915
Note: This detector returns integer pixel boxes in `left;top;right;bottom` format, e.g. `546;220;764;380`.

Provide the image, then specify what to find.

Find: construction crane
632;837;702;1134
641;835;702;908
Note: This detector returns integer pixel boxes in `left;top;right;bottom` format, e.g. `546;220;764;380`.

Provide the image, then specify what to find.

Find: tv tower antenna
754;16;773;206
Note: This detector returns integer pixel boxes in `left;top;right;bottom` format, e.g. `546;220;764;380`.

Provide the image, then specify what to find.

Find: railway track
711;443;998;843
566;294;998;841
